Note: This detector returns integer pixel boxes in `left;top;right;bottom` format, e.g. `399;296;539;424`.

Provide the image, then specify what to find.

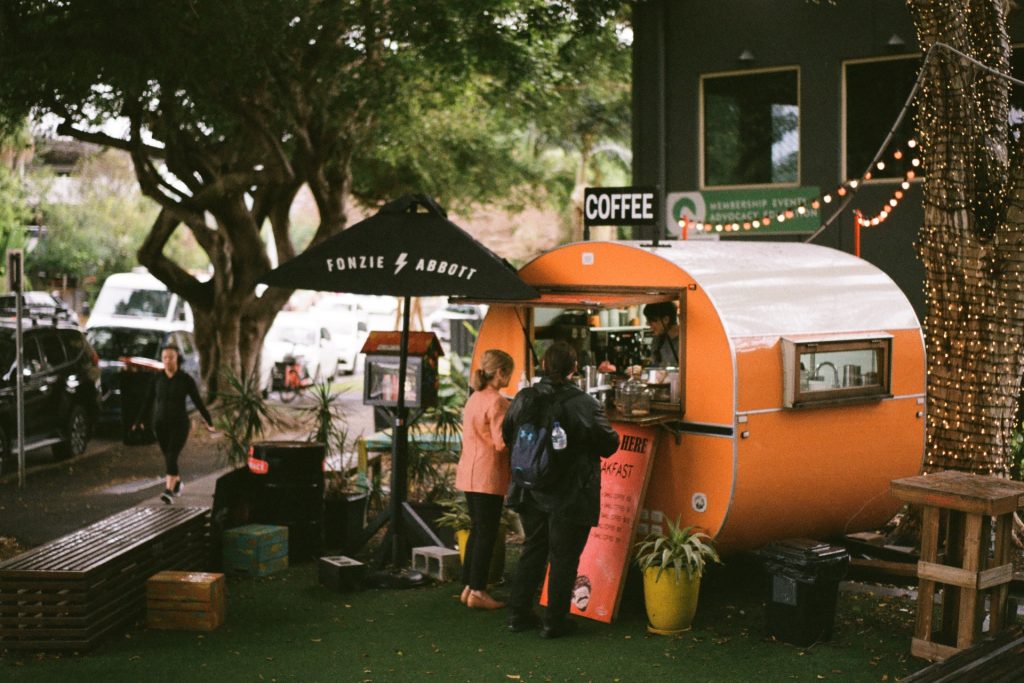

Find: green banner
666;187;820;235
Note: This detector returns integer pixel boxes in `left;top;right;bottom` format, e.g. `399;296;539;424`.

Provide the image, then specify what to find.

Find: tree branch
55;122;165;158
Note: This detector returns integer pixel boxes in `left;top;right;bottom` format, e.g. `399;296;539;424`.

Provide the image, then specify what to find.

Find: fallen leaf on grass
506;675;522;680
310;638;322;643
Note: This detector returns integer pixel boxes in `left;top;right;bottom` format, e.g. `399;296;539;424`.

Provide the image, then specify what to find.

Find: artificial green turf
1;555;927;682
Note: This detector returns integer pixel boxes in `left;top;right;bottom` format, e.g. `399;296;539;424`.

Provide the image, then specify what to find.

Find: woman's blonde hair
472;349;514;390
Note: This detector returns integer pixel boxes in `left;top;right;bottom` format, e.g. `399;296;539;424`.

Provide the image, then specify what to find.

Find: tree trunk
909;0;1024;475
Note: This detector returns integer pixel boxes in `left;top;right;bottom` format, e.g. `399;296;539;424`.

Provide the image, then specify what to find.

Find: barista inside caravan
593;301;679;373
600;302;679;370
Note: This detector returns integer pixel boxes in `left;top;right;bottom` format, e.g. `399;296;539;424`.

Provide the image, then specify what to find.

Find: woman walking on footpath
502;342;619;638
133;344;216;504
455;349;515;610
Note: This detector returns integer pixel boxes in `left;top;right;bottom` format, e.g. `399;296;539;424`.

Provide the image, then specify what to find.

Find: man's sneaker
173;480;183;496
160;490;174;504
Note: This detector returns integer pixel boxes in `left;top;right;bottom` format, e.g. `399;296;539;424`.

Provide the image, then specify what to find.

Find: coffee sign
584;187;660;226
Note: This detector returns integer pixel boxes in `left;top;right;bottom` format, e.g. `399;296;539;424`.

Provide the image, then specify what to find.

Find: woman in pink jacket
455;349;514;610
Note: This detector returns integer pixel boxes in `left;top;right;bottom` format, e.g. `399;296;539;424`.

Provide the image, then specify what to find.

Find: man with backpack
502;341;620;638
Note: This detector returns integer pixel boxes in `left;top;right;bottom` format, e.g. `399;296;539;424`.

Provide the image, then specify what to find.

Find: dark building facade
632;0;1024;319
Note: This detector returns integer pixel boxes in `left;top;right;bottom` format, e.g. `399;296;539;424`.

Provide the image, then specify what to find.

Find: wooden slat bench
0;505;209;651
902;627;1024;682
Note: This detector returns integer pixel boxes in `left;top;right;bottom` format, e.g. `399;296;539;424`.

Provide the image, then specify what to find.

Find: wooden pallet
0;506;210;651
902;627;1024;682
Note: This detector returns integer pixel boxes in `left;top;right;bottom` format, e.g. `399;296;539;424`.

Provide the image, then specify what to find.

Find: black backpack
510;387;568;491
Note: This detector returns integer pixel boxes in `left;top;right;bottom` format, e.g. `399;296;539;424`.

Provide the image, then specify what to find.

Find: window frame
781;334;893;409
699;65;802;191
841;53;922;186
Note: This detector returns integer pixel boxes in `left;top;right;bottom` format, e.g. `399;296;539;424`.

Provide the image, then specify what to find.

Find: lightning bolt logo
394;252;408;275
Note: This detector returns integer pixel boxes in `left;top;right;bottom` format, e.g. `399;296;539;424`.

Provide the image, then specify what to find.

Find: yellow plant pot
642;566;702;635
455;526;506;584
456;529;470;564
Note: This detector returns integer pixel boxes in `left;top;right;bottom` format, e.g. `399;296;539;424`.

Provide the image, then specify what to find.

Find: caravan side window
782;336;892;408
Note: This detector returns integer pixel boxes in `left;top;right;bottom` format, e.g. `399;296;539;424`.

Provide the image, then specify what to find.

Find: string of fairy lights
677;139;923;236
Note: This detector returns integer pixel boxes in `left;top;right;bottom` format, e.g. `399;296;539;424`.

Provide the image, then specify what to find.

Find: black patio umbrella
260;194;538;568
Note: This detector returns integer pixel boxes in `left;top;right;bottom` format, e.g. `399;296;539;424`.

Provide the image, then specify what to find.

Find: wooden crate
0;506;210;651
146;571;225;631
222;524;288;577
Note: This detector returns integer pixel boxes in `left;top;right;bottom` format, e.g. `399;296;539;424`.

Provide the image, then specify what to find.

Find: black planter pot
324;493;370;554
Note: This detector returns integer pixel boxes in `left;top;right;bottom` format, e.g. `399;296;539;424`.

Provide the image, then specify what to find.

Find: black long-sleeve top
138;371;213;427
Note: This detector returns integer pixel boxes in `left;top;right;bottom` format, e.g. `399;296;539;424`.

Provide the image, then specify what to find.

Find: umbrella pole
387;295;413;566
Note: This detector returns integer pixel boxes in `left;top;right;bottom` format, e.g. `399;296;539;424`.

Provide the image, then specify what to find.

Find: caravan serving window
782;335;892;409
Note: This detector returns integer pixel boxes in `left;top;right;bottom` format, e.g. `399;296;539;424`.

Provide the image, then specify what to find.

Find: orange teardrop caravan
471;240;924;553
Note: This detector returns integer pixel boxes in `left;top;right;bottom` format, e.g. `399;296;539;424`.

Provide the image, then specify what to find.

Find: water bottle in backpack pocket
510;392;567;491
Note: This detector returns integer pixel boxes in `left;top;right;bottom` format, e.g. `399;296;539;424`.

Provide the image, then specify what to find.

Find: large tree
0;1;627;393
908;0;1024;475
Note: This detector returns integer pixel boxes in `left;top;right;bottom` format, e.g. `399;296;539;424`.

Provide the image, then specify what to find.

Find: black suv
0;320;101;475
0;291;78;326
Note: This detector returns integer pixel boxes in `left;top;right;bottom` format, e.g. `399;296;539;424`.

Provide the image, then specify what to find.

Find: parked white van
86;268;193;331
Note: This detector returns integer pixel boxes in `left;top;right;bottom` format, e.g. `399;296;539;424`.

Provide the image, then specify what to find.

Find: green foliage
406;355;471;503
0;1;631;379
215;366;282;467
24;149;168;298
0;166;29;275
300;380;349;455
635;517;722;582
436;495;472;531
1010;423;1024;481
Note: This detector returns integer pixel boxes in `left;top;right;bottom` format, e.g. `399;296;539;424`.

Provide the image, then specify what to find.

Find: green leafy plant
215;366;281;467
635;517;722;581
301;380;349;455
436;496;472;531
436;495;519;533
406;355;469;502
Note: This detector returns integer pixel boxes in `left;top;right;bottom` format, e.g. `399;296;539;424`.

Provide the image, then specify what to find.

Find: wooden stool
891;470;1024;661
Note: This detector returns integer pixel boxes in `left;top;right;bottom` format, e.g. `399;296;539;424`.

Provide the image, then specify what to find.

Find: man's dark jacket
501;378;620;526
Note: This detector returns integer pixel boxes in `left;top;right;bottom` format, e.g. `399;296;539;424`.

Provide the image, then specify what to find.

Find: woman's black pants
461;491;504;589
154;418;190;477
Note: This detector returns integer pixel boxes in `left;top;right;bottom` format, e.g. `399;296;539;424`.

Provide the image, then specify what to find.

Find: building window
843;56;920;182
702;68;799;187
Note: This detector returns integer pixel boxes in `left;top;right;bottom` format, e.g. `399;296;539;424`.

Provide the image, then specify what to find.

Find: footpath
0;386;377;556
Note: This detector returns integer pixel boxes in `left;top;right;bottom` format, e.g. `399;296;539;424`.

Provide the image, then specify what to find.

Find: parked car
86;268;193;331
260;312;342;392
424;303;487;355
0;291;78;326
85;323;201;432
309;296;370;375
0;320;101;475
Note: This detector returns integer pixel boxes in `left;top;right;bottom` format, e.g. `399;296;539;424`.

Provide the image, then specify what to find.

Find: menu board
541;423;658;623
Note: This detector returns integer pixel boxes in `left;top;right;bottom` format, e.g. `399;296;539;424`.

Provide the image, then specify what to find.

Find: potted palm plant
301;381;371;554
634;517;722;635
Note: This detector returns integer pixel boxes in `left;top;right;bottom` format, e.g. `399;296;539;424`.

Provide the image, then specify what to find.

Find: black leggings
154;419;190;477
461;491;505;590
